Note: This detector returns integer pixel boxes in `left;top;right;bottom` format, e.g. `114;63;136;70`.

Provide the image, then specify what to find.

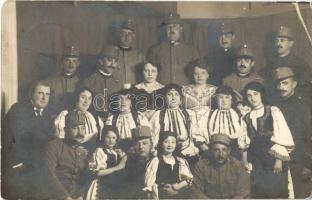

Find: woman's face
77;90;92;112
103;131;118;149
162;136;177;155
217;94;232;110
193;66;209;85
246;89;263;109
143;63;158;83
166;89;181;109
118;95;132;114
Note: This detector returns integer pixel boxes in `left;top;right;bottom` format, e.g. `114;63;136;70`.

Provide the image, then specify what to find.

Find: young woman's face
193;66;209;85
246;89;263;109
166;89;181;109
103;131;118;149
162;136;177;155
143;63;158;83
118;95;132;114
77;90;92;112
217;94;232;110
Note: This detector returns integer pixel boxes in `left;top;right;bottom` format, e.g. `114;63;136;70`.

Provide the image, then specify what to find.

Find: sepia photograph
1;1;312;199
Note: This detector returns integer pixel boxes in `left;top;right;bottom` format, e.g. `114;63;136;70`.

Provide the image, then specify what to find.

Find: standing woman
143;131;193;199
54;86;100;144
243;82;294;198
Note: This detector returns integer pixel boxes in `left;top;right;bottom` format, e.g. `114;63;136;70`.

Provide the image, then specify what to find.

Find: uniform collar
98;69;112;77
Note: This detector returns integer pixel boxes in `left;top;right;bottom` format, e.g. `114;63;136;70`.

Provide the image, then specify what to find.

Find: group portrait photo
1;1;312;199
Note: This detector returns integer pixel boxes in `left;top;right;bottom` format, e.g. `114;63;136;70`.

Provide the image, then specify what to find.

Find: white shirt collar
98;69;112;77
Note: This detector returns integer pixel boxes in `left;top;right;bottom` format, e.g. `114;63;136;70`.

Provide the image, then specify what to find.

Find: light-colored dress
182;84;217;110
149;109;200;156
106;112;151;140
54;109;100;141
143;155;193;199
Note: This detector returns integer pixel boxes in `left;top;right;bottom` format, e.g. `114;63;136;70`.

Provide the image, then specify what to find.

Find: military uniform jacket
191;157;250;199
205;47;237;86
115;47;145;84
222;72;264;93
44;139;89;199
147;42;199;85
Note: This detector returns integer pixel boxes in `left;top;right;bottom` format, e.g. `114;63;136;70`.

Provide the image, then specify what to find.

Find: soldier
2;81;53;199
272;67;312;198
114;19;145;85
263;26;312;93
44;110;90;200
121;126;154;199
222;44;264;94
47;45;81;114
147;13;199;85
83;45;121;118
191;134;250;198
206;22;237;86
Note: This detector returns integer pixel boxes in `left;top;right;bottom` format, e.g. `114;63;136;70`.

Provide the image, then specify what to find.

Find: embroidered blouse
135;82;165;94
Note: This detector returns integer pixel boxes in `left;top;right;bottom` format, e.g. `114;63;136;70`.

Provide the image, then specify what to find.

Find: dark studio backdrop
16;1;312;99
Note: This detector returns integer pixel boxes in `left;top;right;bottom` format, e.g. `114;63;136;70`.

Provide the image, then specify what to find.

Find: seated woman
150;84;200;164
143;131;193;199
135;61;165;120
106;87;150;151
54;86;100;145
242;82;294;198
85;126;127;200
183;60;217;110
208;86;249;160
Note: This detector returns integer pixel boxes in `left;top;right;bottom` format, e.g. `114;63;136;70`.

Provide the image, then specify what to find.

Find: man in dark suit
2;80;54;199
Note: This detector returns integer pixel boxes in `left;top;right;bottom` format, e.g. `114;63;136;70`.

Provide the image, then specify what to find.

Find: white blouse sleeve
54;110;68;138
269;106;295;161
149;111;161;148
89;148;108;171
105;114;113;125
143;157;159;192
177;157;193;184
237;119;250;150
85;111;99;135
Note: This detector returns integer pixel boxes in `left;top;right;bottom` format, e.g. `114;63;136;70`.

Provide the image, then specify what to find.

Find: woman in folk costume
135;61;165;120
54;86;100;145
208;85;249;160
143;131;193;199
85;125;127;200
182;60;218;151
106;87;150;151
242;82;295;198
149;84;200;165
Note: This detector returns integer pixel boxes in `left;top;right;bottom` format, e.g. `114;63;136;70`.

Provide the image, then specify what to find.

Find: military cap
64;45;80;58
131;126;152;140
276;26;293;39
218;22;234;35
121;19;135;32
161;13;183;27
274;67;295;81
210;134;231;147
65;110;86;127
237;44;254;59
99;45;119;59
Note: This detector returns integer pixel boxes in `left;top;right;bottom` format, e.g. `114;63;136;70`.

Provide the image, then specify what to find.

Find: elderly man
114;19;145;85
47;45;81;113
272;67;312;198
44;110;90;200
121;126;154;199
206;22;238;86
147;13;199;85
191;134;250;199
2;81;53;199
222;44;264;94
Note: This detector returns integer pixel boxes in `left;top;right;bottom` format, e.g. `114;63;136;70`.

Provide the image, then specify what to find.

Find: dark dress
244;106;290;198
